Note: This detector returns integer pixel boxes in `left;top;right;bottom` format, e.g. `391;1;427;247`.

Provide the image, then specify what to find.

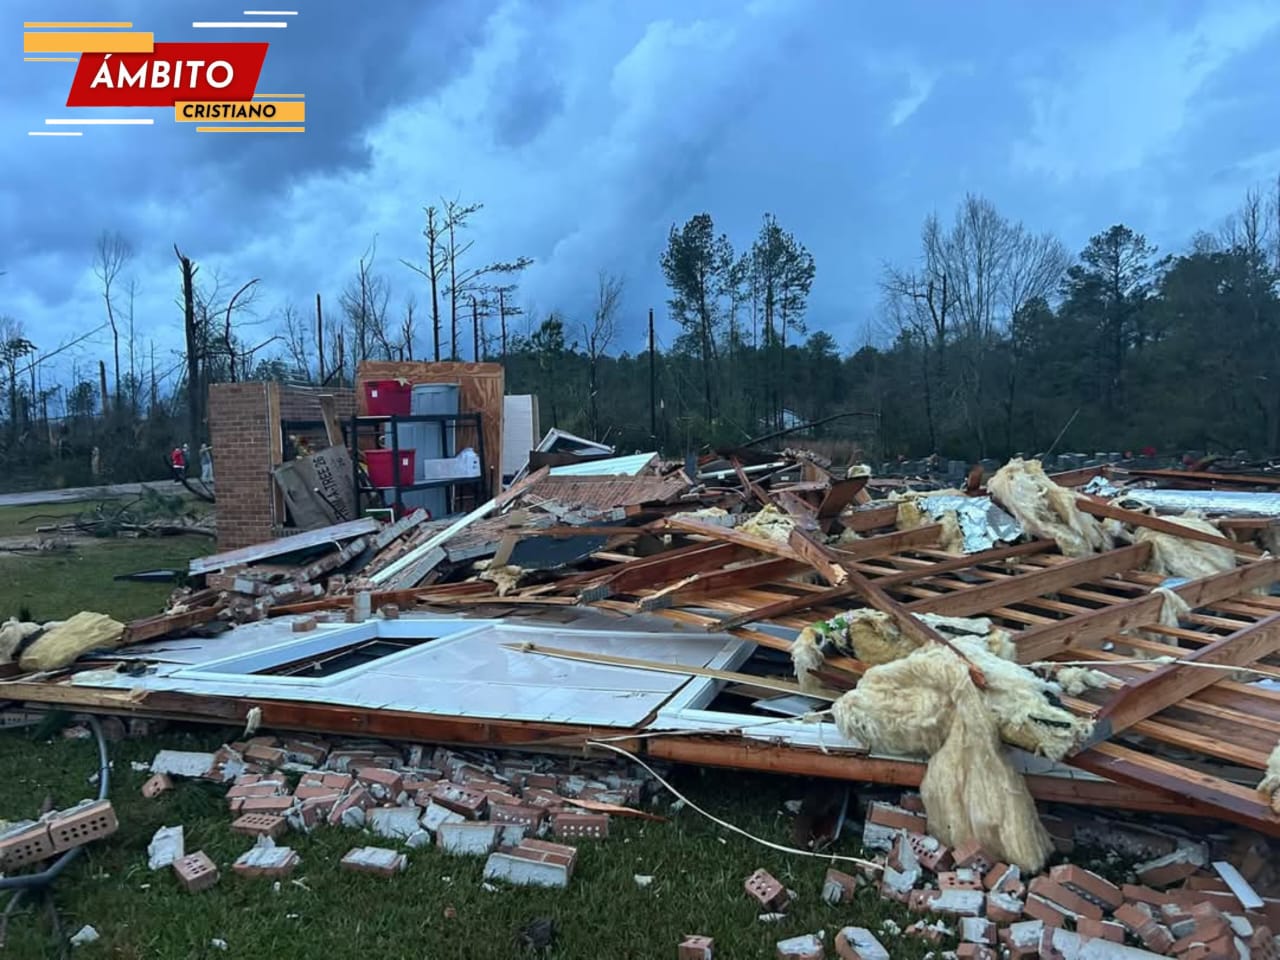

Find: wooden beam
1082;612;1280;747
839;504;899;533
873;540;1054;587
831;523;942;563
581;540;761;601
638;557;806;611
816;476;868;519
645;737;1190;815
787;527;849;586
191;517;380;575
905;542;1151;619
1014;557;1280;663
1077;496;1261;557
1068;741;1280;837
714;583;856;630
317;394;344;448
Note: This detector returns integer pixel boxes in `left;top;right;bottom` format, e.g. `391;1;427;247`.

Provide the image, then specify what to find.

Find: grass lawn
0;505;937;957
0;498;214;623
0;724;936;960
0;537;213;623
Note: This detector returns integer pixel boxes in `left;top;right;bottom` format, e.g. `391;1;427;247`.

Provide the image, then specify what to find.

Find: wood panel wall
355;362;505;496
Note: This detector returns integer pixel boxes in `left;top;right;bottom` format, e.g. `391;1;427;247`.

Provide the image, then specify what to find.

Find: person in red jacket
170;445;186;481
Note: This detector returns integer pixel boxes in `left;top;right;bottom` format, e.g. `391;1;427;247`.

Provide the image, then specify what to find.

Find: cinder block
173;851;219;892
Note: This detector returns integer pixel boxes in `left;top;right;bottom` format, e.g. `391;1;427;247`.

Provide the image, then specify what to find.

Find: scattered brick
1023;893;1073;928
1136;848;1208;888
243;743;287;767
231;813;287;839
951;839;993;874
833;927;889;960
551;813;608;840
821;868;859;905
239;795;294;815
1029;876;1104;921
340;846;406;878
1075;917;1125;943
986;891;1025;924
173;851;219;892
678;935;714;960
955;946;996;960
489;801;546;832
430;782;487;820
959;917;995;944
436;822;500;856
745;869;790;912
907;832;954;872
775;933;824;960
355;767;404;800
1048;864;1123;912
141;773;173;799
233;840;300;878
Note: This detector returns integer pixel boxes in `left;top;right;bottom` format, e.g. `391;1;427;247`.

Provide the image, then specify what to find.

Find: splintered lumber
1076;495;1262;557
1081;611;1280;749
838;504;899;533
1014;555;1280;662
190;518;379;575
903;541;1152;619
578;541;761;602
370;467;549;587
123;604;226;645
639;557;806;611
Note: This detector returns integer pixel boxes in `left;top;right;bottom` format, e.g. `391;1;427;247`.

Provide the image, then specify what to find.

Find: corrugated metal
549;452;658;477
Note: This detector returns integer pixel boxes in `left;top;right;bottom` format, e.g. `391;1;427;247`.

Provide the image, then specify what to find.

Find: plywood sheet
357;362;505;496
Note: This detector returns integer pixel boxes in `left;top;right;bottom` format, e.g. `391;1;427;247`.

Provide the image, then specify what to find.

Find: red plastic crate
365;448;415;488
363;379;412;416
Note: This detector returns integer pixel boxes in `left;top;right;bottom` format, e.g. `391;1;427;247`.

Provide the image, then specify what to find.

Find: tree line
2;177;1280;490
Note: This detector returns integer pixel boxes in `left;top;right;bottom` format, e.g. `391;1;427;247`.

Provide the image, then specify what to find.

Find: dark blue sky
5;0;1280;388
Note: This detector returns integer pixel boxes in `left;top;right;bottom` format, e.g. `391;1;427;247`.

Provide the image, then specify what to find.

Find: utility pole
498;288;507;361
648;307;656;445
315;293;325;383
471;296;480;362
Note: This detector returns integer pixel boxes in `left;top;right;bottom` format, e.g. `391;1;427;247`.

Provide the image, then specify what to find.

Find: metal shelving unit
349;412;487;518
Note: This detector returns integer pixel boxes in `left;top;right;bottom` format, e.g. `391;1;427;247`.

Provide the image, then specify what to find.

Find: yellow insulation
1259;742;1280;815
987;458;1110;557
739;504;796;543
1136;513;1235;580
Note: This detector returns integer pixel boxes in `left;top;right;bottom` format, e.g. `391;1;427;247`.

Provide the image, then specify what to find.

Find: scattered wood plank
190;517;379;575
1076;496;1261;557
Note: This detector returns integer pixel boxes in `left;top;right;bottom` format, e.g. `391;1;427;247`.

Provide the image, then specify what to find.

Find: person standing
170;445;186;481
200;443;213;482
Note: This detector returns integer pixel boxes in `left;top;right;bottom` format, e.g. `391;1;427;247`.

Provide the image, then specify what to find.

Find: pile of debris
140;733;654;893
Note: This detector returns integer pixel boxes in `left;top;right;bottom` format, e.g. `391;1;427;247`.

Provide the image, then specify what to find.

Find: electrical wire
585;737;881;872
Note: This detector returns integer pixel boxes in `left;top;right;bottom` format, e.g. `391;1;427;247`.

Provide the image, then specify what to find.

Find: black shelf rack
349;411;487;517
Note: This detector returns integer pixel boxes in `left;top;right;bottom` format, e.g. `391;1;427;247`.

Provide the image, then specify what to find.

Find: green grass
0;502;89;539
0;726;940;960
0;537;212;623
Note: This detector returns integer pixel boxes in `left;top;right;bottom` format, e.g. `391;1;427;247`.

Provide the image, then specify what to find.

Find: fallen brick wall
208;382;355;550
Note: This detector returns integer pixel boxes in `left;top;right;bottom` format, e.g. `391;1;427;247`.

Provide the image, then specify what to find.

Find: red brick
1075;917;1125;943
1028;876;1104;920
866;802;927;834
678;935;714;960
745;869;789;911
355;767;404;799
986;891;1025;923
239;795;294;815
430;782;487;819
173;851;219;892
951;839;993;874
1121;883;1167;907
231;813;287;838
1048;864;1123;911
489;802;546;831
1023;894;1071;928
141;773;173;799
939;869;984;891
821;868;859;905
551;813;608;840
907;833;953;872
243;743;286;767
226;782;285;800
955;946;996;960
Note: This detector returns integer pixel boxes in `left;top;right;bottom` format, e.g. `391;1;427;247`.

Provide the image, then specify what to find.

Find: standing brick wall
207;382;356;550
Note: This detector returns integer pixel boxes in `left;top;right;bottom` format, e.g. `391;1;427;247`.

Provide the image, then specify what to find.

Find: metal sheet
1113;488;1280;518
70;618;744;729
913;495;1024;553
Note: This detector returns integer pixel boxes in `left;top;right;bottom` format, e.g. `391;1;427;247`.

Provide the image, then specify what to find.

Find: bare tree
93;230;132;413
340;238;393;367
401;206;444;360
493;282;522;360
880;213;957;453
400;296;417;361
281;301;314;379
581;271;623;440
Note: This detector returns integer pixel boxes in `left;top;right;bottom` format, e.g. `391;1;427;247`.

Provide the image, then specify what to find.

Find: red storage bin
365;448;415;488
363;379;412;416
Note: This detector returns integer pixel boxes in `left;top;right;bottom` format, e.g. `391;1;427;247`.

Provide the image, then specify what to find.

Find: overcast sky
5;0;1280;390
